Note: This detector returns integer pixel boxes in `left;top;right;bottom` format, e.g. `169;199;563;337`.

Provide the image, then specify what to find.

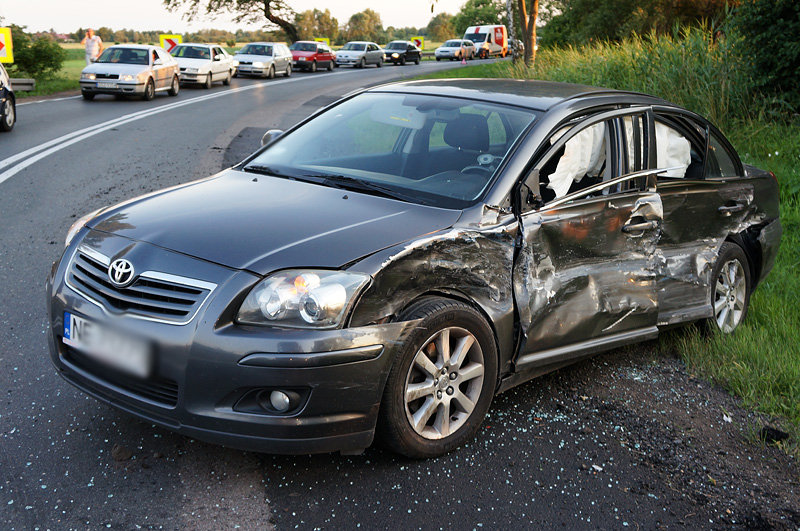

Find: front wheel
81;91;95;101
376;59;382;68
266;65;275;79
708;242;751;333
378;298;497;458
143;79;155;101
358;58;366;68
310;60;317;73
414;56;420;65
327;60;333;71
203;73;212;89
168;75;180;96
0;100;15;132
223;70;232;85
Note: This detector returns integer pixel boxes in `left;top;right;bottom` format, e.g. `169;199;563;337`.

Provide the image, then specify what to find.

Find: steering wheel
460;165;493;175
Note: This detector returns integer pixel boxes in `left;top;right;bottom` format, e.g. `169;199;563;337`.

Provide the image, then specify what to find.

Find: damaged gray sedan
47;79;781;458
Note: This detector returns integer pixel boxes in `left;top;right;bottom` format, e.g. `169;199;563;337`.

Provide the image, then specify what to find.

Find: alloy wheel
714;259;747;333
403;326;485;440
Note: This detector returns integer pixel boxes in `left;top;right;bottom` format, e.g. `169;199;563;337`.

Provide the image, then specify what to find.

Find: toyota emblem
108;259;135;288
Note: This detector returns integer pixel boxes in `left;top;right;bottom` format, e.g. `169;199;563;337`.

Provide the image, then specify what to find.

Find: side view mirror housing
214;55;222;61
153;58;163;66
261;129;284;147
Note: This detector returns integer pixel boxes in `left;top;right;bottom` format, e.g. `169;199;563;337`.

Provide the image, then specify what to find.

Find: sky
0;0;466;34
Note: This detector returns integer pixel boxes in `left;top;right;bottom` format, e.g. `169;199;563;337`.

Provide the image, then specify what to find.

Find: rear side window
707;133;739;178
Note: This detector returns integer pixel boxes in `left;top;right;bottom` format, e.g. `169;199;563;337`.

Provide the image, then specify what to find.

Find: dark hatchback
384;40;422;65
47;79;781;458
0;63;15;132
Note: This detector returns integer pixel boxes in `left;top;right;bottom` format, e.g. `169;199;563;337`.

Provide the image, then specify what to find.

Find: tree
516;0;540;65
427;13;455;41
294;8;338;41
7;25;66;78
452;0;506;36
345;9;383;42
163;0;299;43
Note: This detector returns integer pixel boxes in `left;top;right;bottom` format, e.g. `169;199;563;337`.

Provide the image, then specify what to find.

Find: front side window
239;44;273;56
245;93;537;208
171;46;211;59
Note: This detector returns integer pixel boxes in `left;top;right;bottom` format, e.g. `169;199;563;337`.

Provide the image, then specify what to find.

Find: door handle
621;220;659;233
718;203;746;215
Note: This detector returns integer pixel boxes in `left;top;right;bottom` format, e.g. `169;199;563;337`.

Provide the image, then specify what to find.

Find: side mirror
153;58;163;66
214;55;222;61
261;129;284;147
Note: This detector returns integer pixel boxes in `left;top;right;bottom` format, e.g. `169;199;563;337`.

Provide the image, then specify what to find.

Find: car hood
83;63;148;75
88;169;462;275
235;53;273;63
337;50;365;58
176;58;213;69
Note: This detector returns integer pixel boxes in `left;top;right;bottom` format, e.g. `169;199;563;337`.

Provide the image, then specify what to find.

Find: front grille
95;73;119;79
238;61;252;65
67;248;214;324
63;345;179;407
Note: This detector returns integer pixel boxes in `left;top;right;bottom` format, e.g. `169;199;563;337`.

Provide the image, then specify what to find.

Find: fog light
270;390;291;412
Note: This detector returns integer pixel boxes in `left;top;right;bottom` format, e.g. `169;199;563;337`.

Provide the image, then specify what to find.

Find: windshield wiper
242;165;323;182
304;173;421;203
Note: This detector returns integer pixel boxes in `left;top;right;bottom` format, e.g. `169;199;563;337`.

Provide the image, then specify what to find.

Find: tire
203;73;212;89
267;65;275;79
284;64;292;77
414;56;420;65
400;56;406;66
436;57;441;61
81;91;95;101
327;60;333;71
168;75;180;96
0;99;15;132
376;59;382;68
358;58;366;69
310;60;317;73
143;79;155;101
223;70;232;85
706;242;751;334
233;69;239;78
378;298;498;458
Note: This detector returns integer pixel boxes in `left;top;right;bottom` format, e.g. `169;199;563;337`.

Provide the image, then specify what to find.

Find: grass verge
417;35;800;448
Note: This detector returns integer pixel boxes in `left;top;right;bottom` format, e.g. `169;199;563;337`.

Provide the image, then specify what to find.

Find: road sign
412;36;424;50
0;27;13;64
159;34;182;54
314;37;330;47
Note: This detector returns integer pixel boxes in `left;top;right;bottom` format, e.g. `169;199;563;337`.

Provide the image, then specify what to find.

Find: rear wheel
0;99;15;131
707;242;751;333
378;298;497;458
168;75;180;96
143;79;155;101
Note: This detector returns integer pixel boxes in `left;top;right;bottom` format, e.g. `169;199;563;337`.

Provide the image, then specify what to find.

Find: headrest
443;114;489;152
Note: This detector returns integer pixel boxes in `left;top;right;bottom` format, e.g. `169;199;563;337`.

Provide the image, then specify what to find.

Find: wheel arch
725;229;762;288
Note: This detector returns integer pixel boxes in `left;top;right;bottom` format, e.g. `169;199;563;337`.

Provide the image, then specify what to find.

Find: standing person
81;29;103;65
460;41;467;64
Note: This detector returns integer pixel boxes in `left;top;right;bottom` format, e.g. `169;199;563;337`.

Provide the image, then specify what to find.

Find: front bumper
335;57;360;66
236;65;269;76
79;80;145;95
178;72;206;83
46;235;417;454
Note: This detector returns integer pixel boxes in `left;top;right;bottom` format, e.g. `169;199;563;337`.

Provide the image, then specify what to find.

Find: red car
289;41;336;72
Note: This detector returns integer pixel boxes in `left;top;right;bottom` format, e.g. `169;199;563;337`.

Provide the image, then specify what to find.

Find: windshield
290;42;317;52
171;45;210;59
238;44;273;56
96;48;148;65
464;33;488;43
444;40;463;47
386;42;406;50
342;43;366;51
244;93;537;209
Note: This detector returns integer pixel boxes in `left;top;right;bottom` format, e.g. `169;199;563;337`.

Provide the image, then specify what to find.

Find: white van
463;25;508;58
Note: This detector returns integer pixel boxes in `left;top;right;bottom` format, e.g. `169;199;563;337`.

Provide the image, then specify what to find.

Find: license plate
299;57;306;61
97;82;117;89
63;312;151;378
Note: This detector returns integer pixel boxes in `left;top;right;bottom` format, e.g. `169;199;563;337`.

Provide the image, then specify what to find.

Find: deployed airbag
547;123;606;198
655;122;691;178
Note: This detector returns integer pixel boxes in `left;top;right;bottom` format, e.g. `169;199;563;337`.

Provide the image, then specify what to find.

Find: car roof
108;44;158;50
176;43;216;48
368;78;667;112
294;40;319;44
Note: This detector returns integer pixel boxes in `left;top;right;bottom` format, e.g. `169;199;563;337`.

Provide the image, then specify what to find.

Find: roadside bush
727;0;800;112
8;25;66;78
226;38;236;47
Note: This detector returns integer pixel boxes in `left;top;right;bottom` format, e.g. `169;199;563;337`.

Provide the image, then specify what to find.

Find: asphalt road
2;59;798;530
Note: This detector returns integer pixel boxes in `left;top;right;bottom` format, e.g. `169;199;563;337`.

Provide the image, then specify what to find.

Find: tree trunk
516;0;539;67
263;0;298;42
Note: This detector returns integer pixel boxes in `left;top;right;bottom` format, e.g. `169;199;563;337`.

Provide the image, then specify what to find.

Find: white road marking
17;95;82;106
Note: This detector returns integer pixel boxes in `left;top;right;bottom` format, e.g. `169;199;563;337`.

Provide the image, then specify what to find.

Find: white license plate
299;57;306;61
63;312;151;378
97;82;117;89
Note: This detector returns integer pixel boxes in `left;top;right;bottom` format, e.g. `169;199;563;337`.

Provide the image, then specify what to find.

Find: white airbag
547;123;606;198
655;122;691;178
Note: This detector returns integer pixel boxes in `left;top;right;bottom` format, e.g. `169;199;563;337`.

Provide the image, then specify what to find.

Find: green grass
418;31;800;445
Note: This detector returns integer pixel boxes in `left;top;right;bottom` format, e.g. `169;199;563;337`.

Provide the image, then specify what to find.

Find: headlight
392;53;399;58
185;67;198;74
65;208;106;247
81;72;96;80
237;270;370;329
253;61;265;68
120;74;135;81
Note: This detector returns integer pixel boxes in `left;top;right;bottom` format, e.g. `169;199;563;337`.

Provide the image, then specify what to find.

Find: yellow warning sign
314;37;330;47
159;34;182;54
0;28;14;64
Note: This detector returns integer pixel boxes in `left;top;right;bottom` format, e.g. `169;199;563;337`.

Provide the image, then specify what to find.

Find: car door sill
499;326;659;393
657;304;712;328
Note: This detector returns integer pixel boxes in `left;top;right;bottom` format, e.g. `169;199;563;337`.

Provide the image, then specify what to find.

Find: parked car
464;24;508;58
435;39;476;61
48;79;780;458
0;63;15;132
171;43;237;88
384;40;422;65
335;41;383;68
79;45;179;101
234;42;292;78
289;41;336;72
